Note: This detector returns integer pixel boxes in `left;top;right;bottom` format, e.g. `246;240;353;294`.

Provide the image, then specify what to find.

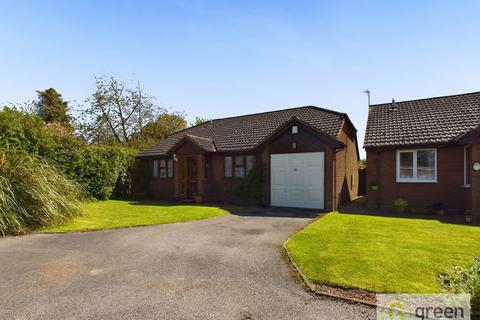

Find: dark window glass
234;156;245;178
224;156;232;177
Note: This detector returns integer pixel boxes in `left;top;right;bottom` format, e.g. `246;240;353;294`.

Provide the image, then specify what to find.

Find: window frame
224;156;233;178
396;149;437;183
167;159;174;178
153;158;174;179
234;155;245;178
224;154;255;179
152;159;159;178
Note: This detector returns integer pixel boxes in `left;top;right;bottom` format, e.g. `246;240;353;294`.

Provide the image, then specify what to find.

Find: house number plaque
474;162;480;172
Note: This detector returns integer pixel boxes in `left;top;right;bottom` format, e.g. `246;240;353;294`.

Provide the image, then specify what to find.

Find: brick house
364;92;480;221
136;106;359;211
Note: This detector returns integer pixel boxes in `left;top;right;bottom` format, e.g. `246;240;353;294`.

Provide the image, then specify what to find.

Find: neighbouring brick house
364;92;480;221
136;106;360;211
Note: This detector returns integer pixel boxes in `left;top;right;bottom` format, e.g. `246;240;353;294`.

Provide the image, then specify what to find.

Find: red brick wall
335;122;360;208
261;145;270;205
206;153;243;203
324;148;335;211
366;145;470;213
146;157;175;199
149;178;174;199
471;144;480;222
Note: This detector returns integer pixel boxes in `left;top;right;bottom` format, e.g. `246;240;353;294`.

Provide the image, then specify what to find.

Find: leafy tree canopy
192;116;210;126
135;112;187;148
36;88;72;127
79;76;163;146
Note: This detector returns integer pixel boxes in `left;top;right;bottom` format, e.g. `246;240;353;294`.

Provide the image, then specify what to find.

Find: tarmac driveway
0;212;374;319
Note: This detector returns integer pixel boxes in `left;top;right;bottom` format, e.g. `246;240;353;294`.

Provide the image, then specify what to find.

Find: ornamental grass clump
439;258;480;315
0;153;83;235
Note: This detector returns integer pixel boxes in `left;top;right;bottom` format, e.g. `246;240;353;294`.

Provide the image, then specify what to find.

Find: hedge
0;107;137;200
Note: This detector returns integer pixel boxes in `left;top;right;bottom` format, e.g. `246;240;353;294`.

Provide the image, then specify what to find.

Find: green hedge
0;107;137;200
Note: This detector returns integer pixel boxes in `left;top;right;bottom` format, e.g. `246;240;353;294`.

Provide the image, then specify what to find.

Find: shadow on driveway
231;207;322;219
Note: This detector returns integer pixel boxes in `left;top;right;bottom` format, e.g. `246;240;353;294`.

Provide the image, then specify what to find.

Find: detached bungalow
137;106;359;211
364;92;480;220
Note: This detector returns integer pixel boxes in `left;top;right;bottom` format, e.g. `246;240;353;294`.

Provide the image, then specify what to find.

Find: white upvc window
396;149;437;183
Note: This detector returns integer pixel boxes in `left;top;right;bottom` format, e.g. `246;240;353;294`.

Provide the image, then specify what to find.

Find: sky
1;1;480;158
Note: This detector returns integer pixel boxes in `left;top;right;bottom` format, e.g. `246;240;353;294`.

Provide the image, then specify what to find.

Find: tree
192;116;210;126
36;88;71;126
136;112;187;147
359;159;367;170
80;76;163;146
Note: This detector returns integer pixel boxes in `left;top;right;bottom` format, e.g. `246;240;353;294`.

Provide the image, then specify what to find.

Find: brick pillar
261;146;270;206
173;156;181;198
366;150;380;209
471;144;480;223
196;153;206;202
324;148;335;212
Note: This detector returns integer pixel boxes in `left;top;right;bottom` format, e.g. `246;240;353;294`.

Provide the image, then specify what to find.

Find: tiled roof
138;106;349;157
364;92;480;148
184;134;216;152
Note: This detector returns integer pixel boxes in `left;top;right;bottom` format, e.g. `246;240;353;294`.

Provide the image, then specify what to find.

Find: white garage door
270;152;324;209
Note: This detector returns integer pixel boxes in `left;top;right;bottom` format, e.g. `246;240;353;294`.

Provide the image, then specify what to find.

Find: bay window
396;149;437;183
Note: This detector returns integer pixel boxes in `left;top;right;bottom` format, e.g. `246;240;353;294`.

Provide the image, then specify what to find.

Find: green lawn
42;200;234;233
286;212;480;293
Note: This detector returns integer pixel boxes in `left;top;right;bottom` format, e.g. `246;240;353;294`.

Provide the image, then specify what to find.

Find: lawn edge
283;215;379;309
39;212;229;234
283;241;377;308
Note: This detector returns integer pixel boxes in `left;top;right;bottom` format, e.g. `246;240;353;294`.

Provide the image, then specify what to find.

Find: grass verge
285;212;480;293
42;199;235;233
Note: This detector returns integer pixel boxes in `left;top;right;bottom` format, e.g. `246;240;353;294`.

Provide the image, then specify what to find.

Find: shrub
235;163;264;206
0;107;45;154
131;158;151;197
77;145;136;200
439;258;480;315
0;153;83;235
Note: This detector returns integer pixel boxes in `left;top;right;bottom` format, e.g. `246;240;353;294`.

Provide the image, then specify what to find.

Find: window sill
396;180;437;184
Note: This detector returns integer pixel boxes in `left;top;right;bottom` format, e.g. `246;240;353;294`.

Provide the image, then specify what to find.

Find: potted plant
370;182;379;191
193;194;203;203
393;198;408;214
465;210;473;224
432;202;446;216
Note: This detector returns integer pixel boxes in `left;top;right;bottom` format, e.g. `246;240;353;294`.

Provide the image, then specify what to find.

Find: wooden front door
179;156;197;199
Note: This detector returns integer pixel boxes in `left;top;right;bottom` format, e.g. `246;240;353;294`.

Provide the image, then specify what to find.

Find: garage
270;152;325;209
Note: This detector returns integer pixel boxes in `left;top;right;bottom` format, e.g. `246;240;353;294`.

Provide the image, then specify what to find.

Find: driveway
0;213;374;319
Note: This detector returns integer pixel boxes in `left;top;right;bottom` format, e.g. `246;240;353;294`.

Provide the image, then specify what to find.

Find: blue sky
1;1;479;157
